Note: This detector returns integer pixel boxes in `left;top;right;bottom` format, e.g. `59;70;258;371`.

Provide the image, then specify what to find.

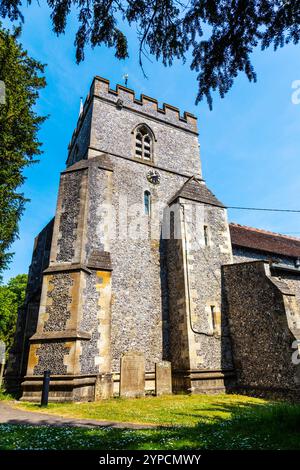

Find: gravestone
155;361;172;396
94;373;114;400
120;351;145;398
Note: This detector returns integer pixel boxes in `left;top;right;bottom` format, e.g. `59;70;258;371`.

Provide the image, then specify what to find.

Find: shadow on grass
1;401;300;450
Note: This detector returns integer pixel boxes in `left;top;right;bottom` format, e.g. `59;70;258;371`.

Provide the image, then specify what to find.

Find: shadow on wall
159;234;170;362
220;271;237;393
222;261;300;400
4;218;55;396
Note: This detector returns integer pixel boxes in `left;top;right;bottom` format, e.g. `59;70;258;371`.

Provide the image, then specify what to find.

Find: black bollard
41;370;51;407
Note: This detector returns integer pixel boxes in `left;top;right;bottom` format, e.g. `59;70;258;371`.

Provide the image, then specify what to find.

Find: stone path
0;402;155;429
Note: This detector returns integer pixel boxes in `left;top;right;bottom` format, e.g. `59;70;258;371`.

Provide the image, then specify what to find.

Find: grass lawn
0;388;14;401
1;394;300;450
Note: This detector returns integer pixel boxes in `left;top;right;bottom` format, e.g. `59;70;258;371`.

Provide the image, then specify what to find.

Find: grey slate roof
168;176;225;208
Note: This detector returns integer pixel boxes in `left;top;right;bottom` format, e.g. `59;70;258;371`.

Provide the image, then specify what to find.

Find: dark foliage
0;24;46;275
1;1;299;107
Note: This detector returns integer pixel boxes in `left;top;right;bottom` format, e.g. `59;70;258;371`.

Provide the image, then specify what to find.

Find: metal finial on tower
79;96;83;116
123;74;129;87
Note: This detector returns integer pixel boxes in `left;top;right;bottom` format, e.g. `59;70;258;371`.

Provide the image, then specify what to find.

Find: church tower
10;76;234;401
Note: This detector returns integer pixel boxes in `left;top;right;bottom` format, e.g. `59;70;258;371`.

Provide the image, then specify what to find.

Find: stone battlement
68;76;198;152
93;75;197;126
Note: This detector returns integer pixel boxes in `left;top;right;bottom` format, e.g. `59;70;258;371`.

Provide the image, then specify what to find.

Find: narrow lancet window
204;225;209;246
144;190;151;216
211;305;216;331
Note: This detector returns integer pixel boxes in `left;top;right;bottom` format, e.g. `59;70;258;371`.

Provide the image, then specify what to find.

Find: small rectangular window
144;191;151;216
211;305;216;331
204;225;209;246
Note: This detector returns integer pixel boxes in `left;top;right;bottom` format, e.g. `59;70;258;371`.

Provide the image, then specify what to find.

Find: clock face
147;170;161;185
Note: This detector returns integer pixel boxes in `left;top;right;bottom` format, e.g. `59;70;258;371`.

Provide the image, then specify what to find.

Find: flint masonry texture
223;261;300;398
6;76;300;401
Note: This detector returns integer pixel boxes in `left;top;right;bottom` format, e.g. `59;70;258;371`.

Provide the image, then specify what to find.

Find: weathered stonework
80;271;102;375
5;219;54;393
56;172;83;262
33;342;69;375
67;101;93;165
155;361;172;396
223;261;300;398
90;99;201;177
43;273;74;331
276;272;300;311
232;246;300;310
167;192;235;394
108;158;187;372
10;75;300;402
94;373;114;400
120;351;145;398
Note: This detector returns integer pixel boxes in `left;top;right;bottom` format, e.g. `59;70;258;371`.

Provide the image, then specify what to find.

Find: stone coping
44;263;92;275
43;261;113;275
30;330;91;342
172;369;236;380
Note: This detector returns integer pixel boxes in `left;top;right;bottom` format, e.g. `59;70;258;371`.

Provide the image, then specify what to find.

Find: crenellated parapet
67;76;198;165
92;76;198;130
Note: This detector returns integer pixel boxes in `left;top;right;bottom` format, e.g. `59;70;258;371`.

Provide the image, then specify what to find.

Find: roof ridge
167;175;198;204
168;176;225;208
230;222;300;242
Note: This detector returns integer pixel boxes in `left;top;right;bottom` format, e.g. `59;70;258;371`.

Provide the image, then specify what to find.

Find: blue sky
2;4;300;282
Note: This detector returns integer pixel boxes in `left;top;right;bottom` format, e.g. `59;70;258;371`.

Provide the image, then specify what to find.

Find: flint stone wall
27;218;54;294
167;201;234;373
90;92;201;177
6;219;54;384
67;124;204;376
56;171;83;263
186;203;233;371
107;158;190;372
223;261;300;395
232;246;300;311
33;341;69;375
80;271;102;375
67;103;93;165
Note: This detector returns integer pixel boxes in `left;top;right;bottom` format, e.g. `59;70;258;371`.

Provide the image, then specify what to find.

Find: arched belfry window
134;125;153;160
144;190;151;216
